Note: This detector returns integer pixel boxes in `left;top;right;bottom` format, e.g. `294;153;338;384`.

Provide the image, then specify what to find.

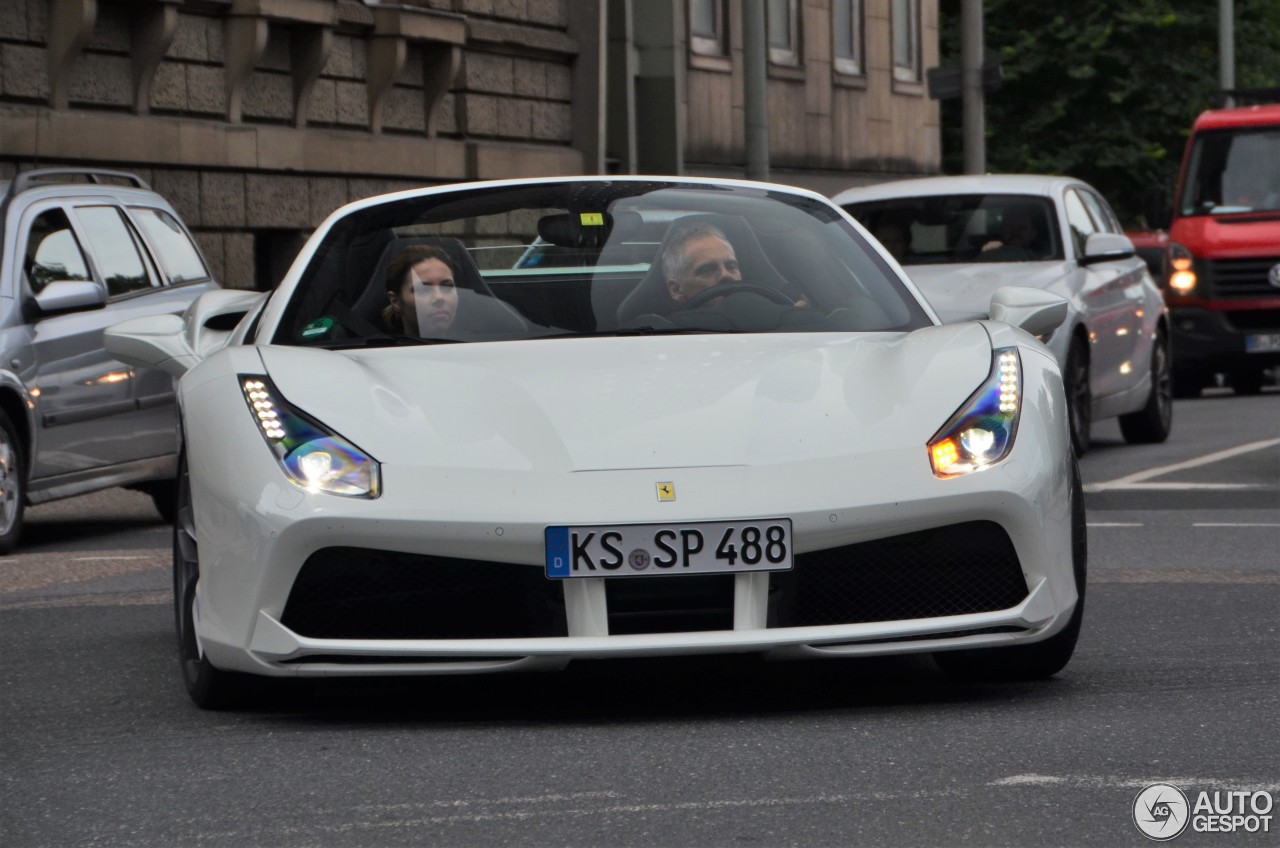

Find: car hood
902;262;1068;323
256;325;992;472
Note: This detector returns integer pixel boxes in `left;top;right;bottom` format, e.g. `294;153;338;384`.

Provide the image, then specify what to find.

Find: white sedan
105;176;1085;708
834;174;1172;455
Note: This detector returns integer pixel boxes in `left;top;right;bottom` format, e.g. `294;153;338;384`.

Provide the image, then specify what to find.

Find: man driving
663;221;741;304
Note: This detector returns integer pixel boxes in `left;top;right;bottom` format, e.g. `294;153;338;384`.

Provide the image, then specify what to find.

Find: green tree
939;0;1280;225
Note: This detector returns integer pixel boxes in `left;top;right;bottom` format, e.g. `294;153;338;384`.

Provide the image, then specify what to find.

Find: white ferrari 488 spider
105;177;1086;708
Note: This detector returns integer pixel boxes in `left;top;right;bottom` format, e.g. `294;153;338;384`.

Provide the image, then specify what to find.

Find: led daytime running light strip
998;350;1019;413
242;379;286;441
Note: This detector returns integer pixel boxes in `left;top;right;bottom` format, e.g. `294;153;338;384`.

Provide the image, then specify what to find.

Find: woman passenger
383;244;459;336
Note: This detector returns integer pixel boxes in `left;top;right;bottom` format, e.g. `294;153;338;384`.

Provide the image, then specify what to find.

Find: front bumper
1169;304;1280;373
188;421;1078;678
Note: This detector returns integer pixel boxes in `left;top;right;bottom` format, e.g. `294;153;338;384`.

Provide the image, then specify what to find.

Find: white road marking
1092;570;1280;584
1086;482;1260;491
71;555;151;561
1087;522;1144;527
992;774;1280;792
1086;437;1280;491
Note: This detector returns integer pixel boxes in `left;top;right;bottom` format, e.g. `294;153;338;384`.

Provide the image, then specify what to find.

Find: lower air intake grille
770;521;1027;627
281;548;566;640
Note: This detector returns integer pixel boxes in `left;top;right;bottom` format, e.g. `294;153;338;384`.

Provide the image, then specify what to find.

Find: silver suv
0;169;218;552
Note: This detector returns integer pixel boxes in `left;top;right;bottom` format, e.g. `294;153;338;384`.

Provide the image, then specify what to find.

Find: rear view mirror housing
989;286;1068;337
33;280;106;315
1080;232;1137;266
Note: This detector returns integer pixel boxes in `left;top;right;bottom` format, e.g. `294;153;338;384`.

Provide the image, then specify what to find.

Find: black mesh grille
281;548;567;640
769;521;1028;628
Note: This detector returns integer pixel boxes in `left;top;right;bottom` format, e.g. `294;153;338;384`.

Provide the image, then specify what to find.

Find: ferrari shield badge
656;482;676;502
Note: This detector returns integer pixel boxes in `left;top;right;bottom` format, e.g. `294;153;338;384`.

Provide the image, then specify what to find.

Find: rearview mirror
1080;232;1137;266
989;287;1068;337
34;280;106;314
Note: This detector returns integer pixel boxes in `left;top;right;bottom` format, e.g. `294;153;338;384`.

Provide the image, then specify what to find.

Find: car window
1063;190;1098;255
73;206;159;297
1077;189;1120;235
130;207;210;284
23;208;93;293
842;194;1062;264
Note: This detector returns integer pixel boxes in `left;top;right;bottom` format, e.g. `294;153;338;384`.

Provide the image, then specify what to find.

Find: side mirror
1080;232;1136;266
989;286;1068;337
34;280;106;314
104;313;199;378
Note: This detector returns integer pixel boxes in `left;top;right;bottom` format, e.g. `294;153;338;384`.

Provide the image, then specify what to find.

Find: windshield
273;180;931;347
842;194;1063;264
1179;127;1280;217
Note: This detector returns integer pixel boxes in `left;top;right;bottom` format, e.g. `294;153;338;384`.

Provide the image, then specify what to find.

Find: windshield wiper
320;334;462;350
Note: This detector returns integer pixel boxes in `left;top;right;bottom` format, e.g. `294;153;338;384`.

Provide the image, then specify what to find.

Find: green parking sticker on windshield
300;316;334;341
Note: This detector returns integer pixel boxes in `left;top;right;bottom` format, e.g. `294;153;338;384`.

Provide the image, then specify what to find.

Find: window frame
128;205;213;286
689;0;728;58
71;204;162;299
891;0;921;84
832;0;864;78
21;205;96;296
766;0;801;67
1064;189;1101;257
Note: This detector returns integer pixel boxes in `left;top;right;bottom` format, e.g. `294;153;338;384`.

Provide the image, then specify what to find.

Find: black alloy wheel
0;409;25;555
1119;328;1173;444
174;452;251;709
1065;336;1092;457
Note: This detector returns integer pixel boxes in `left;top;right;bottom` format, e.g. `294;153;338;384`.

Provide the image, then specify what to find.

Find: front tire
174;453;253;709
1119;328;1173;444
934;457;1087;681
1065;336;1092;457
0;409;27;555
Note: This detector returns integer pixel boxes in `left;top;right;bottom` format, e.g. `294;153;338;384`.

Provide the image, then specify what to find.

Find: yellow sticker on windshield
580;212;605;227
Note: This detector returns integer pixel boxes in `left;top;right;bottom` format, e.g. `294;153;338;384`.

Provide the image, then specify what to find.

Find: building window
690;0;728;56
833;0;863;76
892;0;920;82
767;0;800;66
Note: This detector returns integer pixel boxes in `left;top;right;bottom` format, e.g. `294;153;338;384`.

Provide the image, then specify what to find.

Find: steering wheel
683;282;795;310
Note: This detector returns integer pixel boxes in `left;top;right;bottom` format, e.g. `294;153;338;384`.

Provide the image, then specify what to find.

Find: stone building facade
0;0;938;289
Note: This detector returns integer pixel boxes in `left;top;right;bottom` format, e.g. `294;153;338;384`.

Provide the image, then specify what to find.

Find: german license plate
545;519;793;579
1245;333;1280;353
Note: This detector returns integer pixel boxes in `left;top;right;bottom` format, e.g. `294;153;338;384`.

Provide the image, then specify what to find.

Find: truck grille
1204;256;1280;298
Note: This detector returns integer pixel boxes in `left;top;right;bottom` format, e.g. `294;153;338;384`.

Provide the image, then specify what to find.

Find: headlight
240;375;381;497
1167;242;1196;294
928;347;1021;477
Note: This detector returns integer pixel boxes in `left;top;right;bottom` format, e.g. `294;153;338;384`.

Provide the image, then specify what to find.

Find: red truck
1154;90;1280;396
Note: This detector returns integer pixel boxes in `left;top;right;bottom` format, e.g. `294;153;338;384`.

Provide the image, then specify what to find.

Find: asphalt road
2;387;1277;848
